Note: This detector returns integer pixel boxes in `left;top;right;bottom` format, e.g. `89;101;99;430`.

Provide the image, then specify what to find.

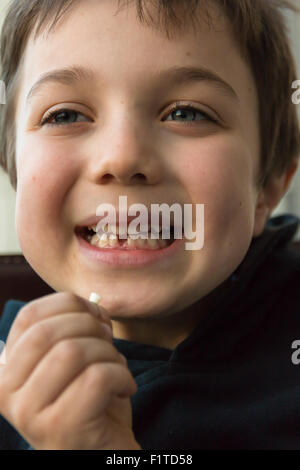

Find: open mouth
76;225;176;250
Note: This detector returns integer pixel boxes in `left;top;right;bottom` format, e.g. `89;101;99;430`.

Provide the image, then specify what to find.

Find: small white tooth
90;234;100;246
108;234;118;247
99;233;109;247
137;238;146;248
146;239;159;249
127;237;137;248
158;239;168;248
107;224;119;235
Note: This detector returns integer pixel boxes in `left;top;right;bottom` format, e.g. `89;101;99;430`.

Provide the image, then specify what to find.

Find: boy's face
14;0;261;334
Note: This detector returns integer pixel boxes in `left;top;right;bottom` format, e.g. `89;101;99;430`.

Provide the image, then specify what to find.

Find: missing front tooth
80;226;94;241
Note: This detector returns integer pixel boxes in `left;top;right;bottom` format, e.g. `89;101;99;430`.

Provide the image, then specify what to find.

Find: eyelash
40;103;217;127
166;102;217;125
40;108;85;127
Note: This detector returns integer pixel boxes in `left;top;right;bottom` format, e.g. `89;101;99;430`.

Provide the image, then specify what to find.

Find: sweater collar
170;213;299;362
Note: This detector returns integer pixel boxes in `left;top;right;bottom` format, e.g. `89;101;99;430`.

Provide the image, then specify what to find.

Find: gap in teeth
87;224;164;236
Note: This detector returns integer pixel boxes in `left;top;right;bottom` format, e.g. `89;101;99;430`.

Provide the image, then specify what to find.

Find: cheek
178;136;257;247
15;137;80;247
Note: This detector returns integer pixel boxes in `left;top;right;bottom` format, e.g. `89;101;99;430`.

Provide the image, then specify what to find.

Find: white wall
0;1;300;253
0;0;21;253
272;7;300;240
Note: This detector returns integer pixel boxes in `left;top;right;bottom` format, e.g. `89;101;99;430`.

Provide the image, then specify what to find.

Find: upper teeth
88;223;163;236
89;232;168;249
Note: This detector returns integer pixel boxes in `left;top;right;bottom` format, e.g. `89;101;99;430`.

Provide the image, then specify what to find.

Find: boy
0;0;300;450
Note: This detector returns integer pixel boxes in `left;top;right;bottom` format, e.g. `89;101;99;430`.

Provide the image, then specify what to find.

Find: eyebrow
26;66;95;103
156;65;239;102
26;64;239;104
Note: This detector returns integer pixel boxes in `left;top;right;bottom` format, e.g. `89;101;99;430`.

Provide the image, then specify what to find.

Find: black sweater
1;213;300;450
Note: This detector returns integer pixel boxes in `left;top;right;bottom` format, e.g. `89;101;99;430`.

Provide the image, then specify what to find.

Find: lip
75;210;179;231
77;212;154;228
75;231;185;268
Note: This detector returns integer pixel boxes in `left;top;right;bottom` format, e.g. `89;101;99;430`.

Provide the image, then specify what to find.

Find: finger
42;361;137;424
4;312;114;391
15;337;127;413
5;292;111;356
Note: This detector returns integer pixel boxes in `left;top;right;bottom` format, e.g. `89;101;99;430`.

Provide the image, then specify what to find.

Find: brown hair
0;0;299;190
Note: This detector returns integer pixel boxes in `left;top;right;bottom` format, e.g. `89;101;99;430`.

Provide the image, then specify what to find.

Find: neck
111;275;236;350
111;292;219;350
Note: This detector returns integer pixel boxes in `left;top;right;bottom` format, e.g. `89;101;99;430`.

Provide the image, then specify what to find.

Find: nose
86;119;163;186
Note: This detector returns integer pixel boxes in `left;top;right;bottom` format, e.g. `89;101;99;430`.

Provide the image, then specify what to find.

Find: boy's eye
40;109;90;126
40;103;217;128
163;103;217;125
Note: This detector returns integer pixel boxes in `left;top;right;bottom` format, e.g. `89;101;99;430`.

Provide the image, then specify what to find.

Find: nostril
100;173;146;184
133;173;146;182
101;174;114;183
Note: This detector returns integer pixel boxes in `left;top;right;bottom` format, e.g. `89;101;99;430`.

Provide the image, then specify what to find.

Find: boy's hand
0;293;141;450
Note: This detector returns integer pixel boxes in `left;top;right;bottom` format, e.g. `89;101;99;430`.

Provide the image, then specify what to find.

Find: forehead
17;0;257;121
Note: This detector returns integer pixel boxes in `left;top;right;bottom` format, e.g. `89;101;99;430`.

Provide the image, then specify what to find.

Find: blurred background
0;0;300;253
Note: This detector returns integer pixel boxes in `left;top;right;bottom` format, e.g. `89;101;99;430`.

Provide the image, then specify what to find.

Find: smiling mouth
75;225;176;250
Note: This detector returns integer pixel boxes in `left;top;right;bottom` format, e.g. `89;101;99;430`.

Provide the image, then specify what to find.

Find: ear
253;160;299;238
